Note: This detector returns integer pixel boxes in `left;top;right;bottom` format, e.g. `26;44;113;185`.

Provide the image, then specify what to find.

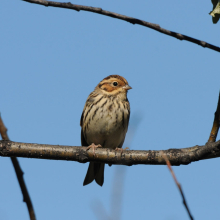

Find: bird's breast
82;96;129;149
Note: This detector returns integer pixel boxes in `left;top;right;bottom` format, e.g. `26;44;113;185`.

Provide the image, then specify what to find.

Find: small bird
80;75;132;186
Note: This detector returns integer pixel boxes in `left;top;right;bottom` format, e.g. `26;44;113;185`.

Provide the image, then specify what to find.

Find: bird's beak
123;85;132;90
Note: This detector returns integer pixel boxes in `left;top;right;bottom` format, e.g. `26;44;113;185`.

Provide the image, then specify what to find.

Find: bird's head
96;75;132;96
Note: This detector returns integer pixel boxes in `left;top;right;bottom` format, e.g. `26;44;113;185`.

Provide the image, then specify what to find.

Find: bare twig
1;140;220;165
22;0;220;53
161;152;194;220
208;91;220;142
0;115;9;140
0;115;36;220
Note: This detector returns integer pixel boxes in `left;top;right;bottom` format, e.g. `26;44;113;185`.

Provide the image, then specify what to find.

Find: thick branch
1;140;220;166
22;0;220;53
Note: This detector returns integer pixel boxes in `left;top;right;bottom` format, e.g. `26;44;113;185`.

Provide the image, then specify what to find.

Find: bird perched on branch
80;75;132;186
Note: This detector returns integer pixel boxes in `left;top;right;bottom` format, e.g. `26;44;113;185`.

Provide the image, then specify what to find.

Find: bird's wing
80;111;84;127
80;91;98;127
81;128;88;146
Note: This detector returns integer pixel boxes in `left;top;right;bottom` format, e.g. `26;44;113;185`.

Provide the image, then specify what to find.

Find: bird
80;75;132;186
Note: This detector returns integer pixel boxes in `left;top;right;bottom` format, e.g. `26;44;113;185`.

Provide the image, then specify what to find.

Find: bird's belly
85;110;126;149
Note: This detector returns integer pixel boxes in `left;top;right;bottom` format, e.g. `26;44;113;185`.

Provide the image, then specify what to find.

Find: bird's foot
86;143;102;156
115;147;129;156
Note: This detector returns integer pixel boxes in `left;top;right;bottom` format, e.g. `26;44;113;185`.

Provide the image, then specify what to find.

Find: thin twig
161;152;194;220
0;115;9;140
208;91;220;142
0;114;36;220
22;0;220;53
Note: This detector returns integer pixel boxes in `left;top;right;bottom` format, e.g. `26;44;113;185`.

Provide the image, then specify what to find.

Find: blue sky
1;0;220;220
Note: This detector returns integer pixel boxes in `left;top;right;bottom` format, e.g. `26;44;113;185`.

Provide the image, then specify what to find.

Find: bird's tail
83;162;105;186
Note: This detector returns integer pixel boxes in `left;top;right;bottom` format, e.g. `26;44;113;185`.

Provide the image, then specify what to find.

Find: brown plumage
80;75;132;186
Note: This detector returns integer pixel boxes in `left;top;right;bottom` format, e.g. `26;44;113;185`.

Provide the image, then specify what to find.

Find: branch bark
1;140;220;166
22;0;220;53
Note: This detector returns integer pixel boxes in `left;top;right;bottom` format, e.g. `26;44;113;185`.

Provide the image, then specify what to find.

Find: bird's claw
86;143;102;156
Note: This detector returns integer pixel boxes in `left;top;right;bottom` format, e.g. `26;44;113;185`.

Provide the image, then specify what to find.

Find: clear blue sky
1;0;220;220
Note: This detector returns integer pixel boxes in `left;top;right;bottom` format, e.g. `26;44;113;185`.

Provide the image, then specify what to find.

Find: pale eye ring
113;82;118;86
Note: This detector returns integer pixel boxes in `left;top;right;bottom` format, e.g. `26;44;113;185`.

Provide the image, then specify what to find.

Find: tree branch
0;115;36;220
208;91;220;142
22;0;220;53
1;140;220;166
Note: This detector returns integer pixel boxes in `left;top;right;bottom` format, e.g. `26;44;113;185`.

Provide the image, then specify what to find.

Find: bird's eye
113;82;118;86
